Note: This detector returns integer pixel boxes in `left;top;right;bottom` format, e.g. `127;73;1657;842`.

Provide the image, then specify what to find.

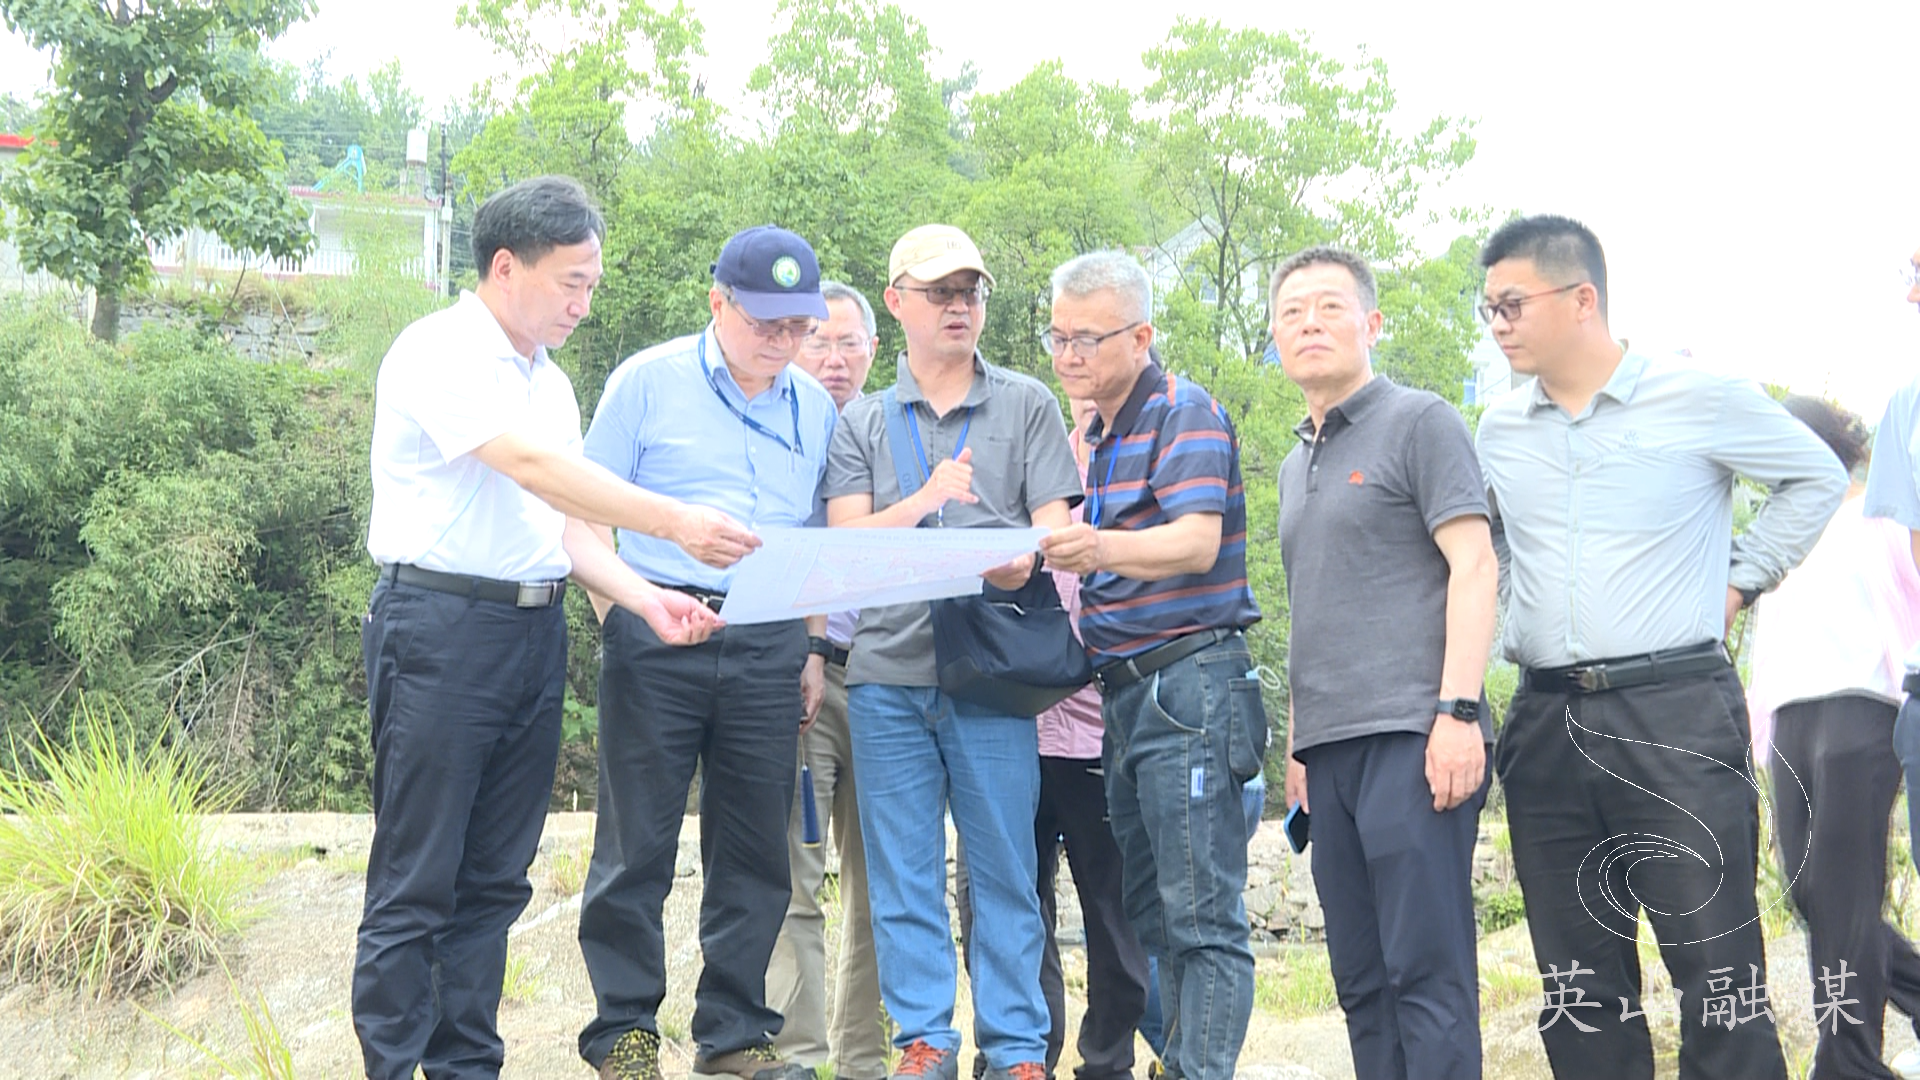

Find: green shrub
0;697;253;996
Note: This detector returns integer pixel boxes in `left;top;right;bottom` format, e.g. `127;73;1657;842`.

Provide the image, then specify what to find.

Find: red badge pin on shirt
1348;470;1365;485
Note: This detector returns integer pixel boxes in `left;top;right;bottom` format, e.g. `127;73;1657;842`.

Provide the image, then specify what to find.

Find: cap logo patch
771;256;801;288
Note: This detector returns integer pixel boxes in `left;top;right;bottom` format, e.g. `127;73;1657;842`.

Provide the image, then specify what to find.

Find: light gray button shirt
1475;350;1847;670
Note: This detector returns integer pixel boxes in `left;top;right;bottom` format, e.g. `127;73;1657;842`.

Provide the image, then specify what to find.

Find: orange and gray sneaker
692;1041;815;1080
599;1029;662;1080
891;1040;959;1080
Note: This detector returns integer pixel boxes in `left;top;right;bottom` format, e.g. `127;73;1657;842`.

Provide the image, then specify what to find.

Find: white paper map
717;526;1047;625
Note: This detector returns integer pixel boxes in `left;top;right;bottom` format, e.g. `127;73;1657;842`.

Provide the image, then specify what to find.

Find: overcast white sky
3;0;1915;416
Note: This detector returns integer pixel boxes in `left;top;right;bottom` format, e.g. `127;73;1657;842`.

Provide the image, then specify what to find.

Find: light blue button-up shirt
1865;371;1920;668
1476;350;1847;670
584;326;837;592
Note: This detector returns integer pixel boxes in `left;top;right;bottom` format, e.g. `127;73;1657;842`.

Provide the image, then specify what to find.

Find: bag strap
882;386;927;505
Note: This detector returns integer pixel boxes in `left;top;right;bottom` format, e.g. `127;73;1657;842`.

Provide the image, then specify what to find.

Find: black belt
1525;641;1730;695
1093;627;1240;693
1904;671;1920;697
827;643;851;668
655;583;727;614
382;563;567;608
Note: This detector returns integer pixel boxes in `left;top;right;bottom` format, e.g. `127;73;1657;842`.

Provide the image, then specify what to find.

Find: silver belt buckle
515;581;556;608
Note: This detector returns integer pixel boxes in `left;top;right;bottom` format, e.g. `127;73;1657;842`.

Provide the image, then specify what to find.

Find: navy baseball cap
711;225;830;321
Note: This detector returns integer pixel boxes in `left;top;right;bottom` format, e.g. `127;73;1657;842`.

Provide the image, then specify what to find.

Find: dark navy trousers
1300;731;1487;1080
353;579;567;1080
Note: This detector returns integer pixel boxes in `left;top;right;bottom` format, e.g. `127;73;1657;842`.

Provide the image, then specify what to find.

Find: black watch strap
1437;697;1482;722
807;635;833;658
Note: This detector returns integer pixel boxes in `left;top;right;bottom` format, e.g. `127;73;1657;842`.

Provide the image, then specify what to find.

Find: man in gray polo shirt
824;225;1081;1080
1271;246;1497;1080
1477;214;1842;1080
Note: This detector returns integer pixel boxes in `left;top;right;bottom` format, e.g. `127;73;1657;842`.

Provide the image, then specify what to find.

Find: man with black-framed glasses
825;223;1081;1080
1475;213;1842;1080
576;225;838;1080
767;280;888;1080
1037;249;1263;1080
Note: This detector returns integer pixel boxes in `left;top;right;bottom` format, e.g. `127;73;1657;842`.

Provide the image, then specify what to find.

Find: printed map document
716;526;1048;625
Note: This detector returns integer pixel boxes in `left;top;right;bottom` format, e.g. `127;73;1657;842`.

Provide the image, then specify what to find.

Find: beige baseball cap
888;224;997;289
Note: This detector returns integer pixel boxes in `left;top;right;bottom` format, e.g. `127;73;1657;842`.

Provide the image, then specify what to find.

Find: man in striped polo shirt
1038;251;1265;1080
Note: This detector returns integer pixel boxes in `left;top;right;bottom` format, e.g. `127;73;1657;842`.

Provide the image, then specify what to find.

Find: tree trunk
90;286;121;343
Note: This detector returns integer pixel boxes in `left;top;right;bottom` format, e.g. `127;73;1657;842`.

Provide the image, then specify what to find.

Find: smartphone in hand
1283;802;1310;854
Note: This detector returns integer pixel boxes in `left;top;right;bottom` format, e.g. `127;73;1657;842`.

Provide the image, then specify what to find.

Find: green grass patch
1254;945;1339;1020
0;698;253;996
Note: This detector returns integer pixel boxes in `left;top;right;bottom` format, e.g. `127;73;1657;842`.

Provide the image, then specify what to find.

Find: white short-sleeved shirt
367;290;581;581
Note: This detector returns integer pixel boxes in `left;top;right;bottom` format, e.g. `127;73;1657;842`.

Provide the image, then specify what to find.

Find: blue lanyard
904;403;973;526
1086;435;1121;528
699;333;801;455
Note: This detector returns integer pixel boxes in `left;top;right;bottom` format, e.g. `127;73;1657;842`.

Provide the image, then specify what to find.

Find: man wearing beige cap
825;225;1083;1080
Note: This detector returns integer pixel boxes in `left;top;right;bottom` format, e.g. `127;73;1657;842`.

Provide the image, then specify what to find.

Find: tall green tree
0;0;317;341
259;58;426;192
960;63;1140;376
1138;19;1476;355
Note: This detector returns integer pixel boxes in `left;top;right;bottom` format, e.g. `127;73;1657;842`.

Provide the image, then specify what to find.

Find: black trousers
955;756;1151;1080
1771;694;1920;1079
577;609;807;1067
1500;669;1787;1080
1300;731;1487;1080
353;579;567;1080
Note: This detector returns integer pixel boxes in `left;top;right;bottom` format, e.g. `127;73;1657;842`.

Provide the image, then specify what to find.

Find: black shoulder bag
881;388;1092;717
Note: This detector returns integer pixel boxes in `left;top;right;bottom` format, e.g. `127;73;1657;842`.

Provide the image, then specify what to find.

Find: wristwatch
1437;697;1482;722
807;635;833;659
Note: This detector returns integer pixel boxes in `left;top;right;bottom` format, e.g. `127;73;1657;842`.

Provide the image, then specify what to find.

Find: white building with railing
2;132;449;295
148;185;447;289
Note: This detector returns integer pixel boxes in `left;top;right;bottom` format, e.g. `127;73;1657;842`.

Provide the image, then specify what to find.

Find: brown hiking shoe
599;1029;663;1080
692;1042;815;1080
892;1041;958;1080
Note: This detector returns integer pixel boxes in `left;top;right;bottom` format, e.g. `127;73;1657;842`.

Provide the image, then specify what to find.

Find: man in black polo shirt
1270;245;1497;1080
1039;250;1263;1080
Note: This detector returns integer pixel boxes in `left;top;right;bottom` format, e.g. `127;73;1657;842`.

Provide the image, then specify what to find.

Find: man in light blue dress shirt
1475;214;1844;1080
576;226;838;1080
1867;242;1920;863
1864;240;1920;1080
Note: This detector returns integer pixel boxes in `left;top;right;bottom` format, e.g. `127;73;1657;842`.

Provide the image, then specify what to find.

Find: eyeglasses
1477;283;1585;325
1039;322;1142;359
897;283;991;307
800;333;871;359
726;294;819;345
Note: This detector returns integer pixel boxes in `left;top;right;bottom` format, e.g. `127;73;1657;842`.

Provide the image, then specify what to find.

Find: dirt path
0;814;1899;1078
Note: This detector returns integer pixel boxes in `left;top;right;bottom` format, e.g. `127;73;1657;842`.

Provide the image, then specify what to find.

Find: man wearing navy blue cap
577;225;839;1080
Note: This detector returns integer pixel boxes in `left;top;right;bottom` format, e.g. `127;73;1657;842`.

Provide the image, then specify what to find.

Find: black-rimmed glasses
1039;322;1143;358
1477;283;1585;325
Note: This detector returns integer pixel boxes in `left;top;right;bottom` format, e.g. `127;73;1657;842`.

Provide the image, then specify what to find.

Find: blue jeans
1102;638;1263;1080
1898;694;1920;873
848;684;1050;1067
1137;774;1265;1060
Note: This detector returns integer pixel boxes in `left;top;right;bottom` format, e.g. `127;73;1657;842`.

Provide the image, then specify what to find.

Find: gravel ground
0;813;1905;1079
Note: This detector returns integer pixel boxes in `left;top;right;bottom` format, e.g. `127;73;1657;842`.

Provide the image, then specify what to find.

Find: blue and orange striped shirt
1078;363;1261;661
